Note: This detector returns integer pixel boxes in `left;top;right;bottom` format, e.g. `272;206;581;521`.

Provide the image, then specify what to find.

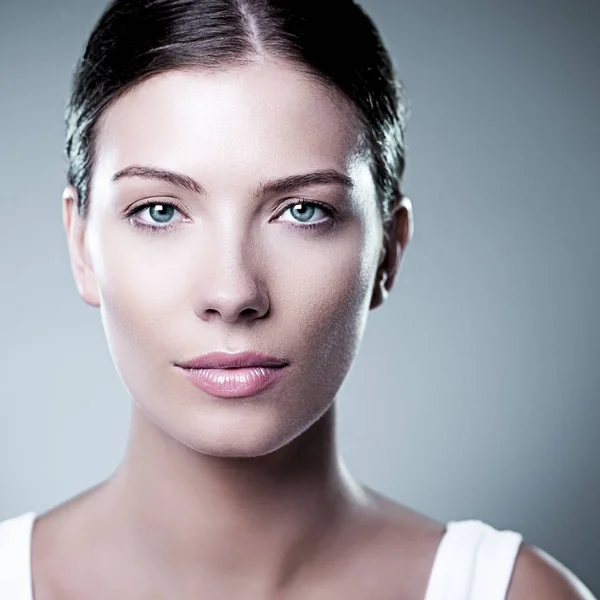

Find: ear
62;185;100;307
369;195;413;310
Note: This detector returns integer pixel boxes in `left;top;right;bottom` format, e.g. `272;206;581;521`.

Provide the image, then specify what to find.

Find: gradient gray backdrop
1;0;599;592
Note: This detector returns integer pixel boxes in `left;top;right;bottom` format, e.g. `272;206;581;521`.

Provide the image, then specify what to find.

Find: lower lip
177;366;287;398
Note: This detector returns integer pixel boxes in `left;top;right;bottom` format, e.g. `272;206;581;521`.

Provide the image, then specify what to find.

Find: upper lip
176;351;289;369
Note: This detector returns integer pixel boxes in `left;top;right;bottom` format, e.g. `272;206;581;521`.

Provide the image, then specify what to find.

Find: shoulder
507;542;597;600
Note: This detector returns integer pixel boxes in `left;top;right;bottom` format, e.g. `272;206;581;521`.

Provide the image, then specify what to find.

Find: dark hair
65;0;408;226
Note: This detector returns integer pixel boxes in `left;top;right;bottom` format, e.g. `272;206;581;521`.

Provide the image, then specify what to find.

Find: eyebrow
111;165;354;196
112;165;205;194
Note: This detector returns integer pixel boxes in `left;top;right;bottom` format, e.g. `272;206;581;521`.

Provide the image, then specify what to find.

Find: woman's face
65;60;394;457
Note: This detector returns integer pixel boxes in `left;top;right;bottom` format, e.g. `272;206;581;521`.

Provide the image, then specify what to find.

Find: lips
175;351;289;398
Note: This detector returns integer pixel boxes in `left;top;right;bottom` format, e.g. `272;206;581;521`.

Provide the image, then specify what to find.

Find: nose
193;233;270;324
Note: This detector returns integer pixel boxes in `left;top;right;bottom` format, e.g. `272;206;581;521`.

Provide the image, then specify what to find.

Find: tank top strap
423;519;523;600
0;511;37;600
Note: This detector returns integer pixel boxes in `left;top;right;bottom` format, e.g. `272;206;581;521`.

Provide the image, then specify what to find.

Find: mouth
174;351;289;398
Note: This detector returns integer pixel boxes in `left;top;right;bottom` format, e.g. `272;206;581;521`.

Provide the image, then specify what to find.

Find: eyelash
125;199;337;234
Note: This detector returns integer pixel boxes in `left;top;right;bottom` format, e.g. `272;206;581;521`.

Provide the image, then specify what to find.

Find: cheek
91;226;188;363
272;223;378;353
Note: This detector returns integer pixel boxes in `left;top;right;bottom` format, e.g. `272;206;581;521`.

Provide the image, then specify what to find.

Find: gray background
1;0;598;592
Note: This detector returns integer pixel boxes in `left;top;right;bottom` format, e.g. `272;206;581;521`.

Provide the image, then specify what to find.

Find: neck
101;401;370;595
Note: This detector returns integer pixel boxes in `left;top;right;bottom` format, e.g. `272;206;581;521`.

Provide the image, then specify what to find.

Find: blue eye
278;201;335;229
128;202;184;233
288;203;318;222
144;204;177;223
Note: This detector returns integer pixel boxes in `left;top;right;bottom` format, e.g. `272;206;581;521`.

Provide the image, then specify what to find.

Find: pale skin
30;59;592;599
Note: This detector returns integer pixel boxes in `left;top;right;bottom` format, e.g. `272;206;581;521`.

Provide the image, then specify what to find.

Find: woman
0;0;596;598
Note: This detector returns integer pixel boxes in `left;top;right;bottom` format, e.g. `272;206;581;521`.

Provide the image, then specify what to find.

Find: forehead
92;61;369;190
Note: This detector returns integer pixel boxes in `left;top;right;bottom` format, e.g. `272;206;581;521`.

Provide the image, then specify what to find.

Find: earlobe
369;271;389;310
62;186;100;308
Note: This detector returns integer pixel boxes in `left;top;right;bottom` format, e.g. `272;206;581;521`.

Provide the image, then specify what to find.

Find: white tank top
0;512;593;599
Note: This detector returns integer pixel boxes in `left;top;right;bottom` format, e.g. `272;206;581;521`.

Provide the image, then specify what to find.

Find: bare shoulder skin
31;481;446;600
31;488;595;600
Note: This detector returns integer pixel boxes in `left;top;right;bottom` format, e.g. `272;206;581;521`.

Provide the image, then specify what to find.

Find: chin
151;399;324;459
177;427;300;459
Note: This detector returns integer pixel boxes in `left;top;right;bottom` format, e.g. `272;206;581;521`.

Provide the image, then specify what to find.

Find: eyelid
124;197;187;217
